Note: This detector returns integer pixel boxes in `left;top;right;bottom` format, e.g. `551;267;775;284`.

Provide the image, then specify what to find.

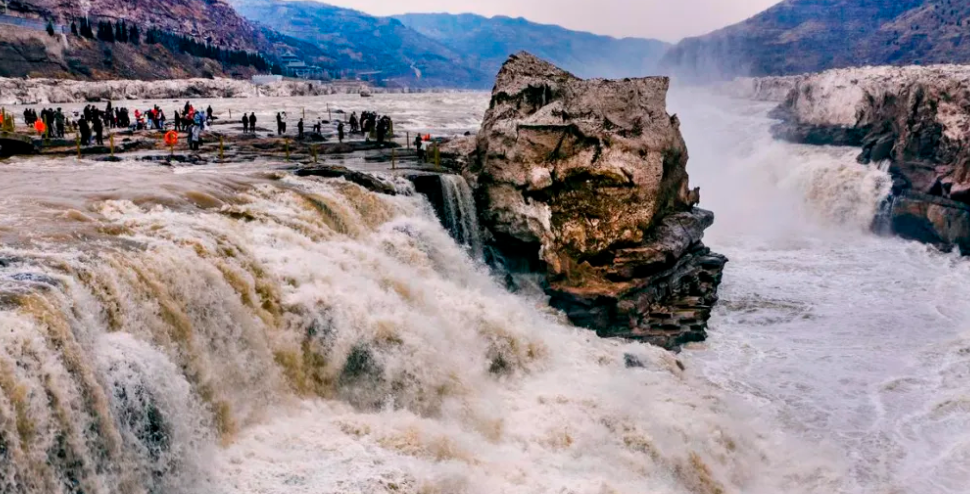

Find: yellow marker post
109;134;115;157
391;149;396;170
434;144;440;170
311;145;318;164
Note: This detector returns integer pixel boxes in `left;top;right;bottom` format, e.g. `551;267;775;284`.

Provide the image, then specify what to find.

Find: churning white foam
672;89;970;494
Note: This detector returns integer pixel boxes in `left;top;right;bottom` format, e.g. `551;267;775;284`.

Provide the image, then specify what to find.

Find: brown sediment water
3;90;966;494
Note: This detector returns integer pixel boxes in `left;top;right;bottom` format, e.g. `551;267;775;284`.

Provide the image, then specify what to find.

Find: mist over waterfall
671;89;970;494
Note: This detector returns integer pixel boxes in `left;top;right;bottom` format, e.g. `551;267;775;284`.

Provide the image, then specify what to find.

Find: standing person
78;117;91;146
92;116;104;146
337;121;345;143
206;105;213;122
349;112;358;134
276;112;284;136
413;134;424;160
376;117;387;145
297;118;304;140
55;109;65;138
191;111;205;151
242;113;249;133
250;113;257;133
174;110;181;132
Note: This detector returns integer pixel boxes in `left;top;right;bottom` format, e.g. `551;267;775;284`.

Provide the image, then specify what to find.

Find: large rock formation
469;52;726;350
769;65;970;252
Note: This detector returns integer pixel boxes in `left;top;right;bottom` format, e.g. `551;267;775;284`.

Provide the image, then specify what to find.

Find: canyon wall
769;65;970;252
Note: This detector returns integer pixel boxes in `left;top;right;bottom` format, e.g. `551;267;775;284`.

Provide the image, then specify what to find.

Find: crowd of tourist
15;101;400;151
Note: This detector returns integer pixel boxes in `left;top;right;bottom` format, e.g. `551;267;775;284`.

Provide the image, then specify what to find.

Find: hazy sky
318;0;782;42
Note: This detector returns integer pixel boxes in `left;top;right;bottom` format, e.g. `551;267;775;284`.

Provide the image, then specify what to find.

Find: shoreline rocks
766;65;970;252
467;52;726;350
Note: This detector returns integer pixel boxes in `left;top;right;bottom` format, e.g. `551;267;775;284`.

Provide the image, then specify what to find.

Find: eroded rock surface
769;65;970;252
469;52;726;349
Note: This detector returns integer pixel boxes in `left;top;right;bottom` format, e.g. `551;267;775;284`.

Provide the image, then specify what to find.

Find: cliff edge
770;65;970;252
469;52;727;349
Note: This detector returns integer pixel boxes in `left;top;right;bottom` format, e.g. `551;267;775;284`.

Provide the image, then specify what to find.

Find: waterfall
0;168;816;494
438;174;484;261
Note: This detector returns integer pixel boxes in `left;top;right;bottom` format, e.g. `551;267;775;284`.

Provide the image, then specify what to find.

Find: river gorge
0;76;968;494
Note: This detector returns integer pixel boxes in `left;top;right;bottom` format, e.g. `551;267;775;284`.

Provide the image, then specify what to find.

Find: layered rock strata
769;65;970;252
468;52;726;350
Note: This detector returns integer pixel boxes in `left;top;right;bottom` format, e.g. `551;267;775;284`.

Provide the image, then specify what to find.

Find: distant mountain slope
10;0;263;51
226;0;491;88
394;13;669;80
0;0;327;80
661;0;970;80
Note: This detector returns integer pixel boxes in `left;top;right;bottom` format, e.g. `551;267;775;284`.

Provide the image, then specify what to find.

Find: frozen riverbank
0;77;389;105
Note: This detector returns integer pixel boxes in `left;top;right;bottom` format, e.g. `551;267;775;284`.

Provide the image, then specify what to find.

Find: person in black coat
78;117;91;146
92;116;104;146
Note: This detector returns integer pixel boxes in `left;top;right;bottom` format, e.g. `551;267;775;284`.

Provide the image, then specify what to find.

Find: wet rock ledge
466;52;727;350
767;65;970;252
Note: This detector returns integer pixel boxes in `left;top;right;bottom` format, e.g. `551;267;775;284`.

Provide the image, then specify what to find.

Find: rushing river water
0;90;967;494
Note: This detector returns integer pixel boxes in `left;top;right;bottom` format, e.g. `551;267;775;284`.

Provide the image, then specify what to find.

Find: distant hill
0;0;326;80
394;13;670;80
226;0;491;88
661;0;970;81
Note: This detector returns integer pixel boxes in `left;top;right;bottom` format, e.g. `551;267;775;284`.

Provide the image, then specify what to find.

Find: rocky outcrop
468;52;726;350
770;65;970;252
288;165;398;195
715;76;805;103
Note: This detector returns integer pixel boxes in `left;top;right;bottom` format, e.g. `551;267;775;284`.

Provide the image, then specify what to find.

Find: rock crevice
468;52;726;349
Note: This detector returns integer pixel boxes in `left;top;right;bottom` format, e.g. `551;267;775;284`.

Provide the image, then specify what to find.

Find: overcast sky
318;0;782;42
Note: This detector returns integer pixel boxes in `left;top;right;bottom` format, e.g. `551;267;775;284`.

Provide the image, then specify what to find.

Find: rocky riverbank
715;75;804;102
464;52;726;350
766;65;970;253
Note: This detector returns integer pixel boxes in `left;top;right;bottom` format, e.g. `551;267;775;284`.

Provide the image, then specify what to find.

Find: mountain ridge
661;0;970;81
393;12;669;80
226;0;492;88
0;0;328;80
